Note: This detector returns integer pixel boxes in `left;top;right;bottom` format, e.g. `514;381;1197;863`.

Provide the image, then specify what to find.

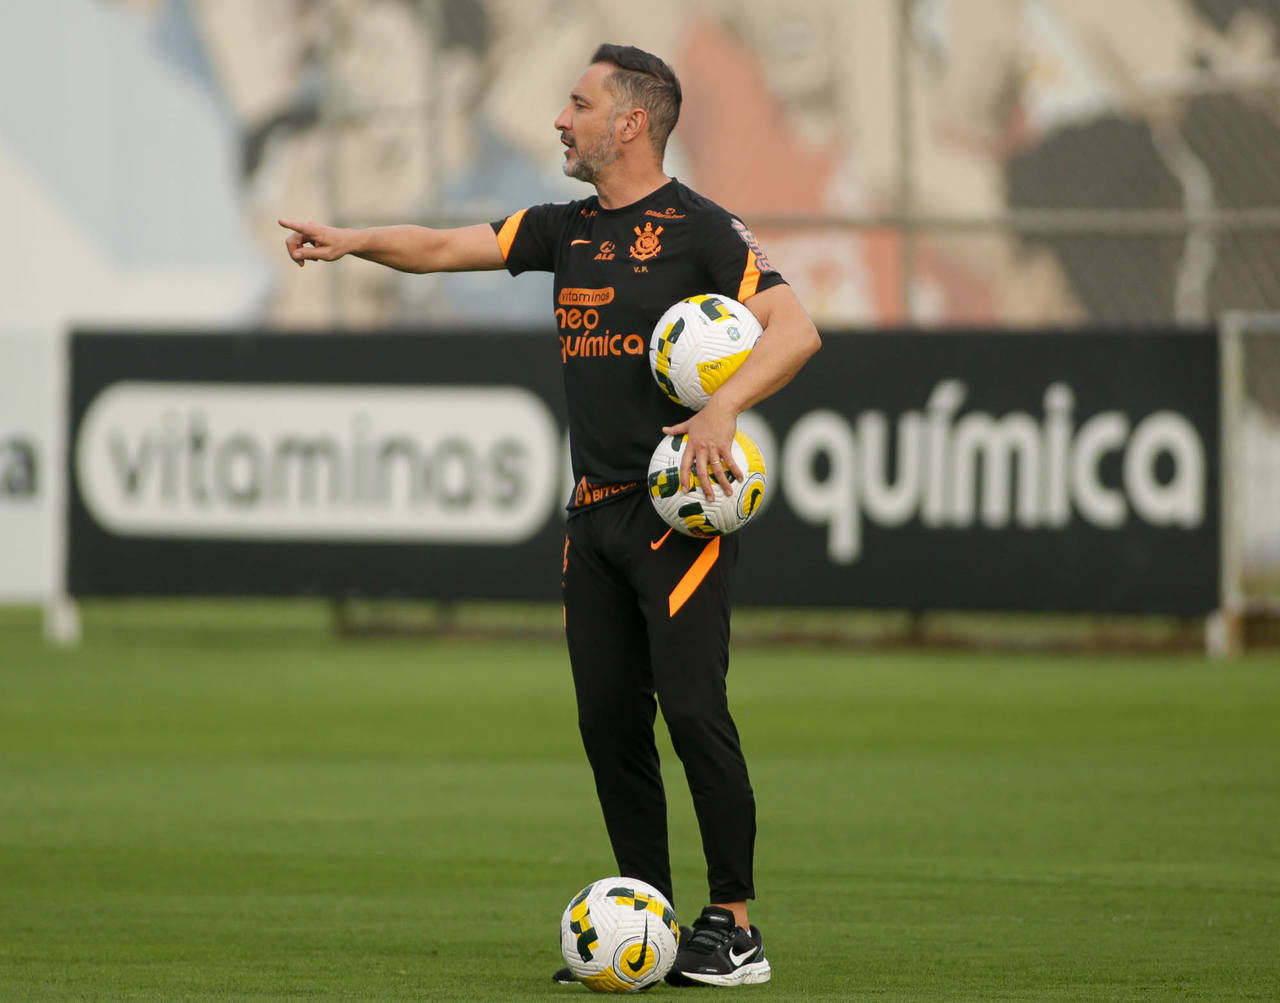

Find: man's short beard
564;122;620;183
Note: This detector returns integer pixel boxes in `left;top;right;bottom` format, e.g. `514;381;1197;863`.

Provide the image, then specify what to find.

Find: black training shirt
490;178;786;486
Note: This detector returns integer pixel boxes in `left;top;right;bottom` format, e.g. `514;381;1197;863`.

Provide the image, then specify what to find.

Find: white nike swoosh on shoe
727;946;758;967
683;958;772;987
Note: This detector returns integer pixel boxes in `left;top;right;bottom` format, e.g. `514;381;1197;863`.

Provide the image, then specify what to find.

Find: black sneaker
665;906;771;987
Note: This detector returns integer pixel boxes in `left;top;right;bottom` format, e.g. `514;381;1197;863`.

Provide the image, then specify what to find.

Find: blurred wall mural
2;0;1279;333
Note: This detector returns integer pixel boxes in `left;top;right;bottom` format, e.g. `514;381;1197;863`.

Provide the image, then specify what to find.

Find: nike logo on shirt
570;238;592;246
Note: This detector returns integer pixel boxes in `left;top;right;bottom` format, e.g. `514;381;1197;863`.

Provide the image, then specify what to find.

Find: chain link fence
192;0;1280;633
224;0;1280;330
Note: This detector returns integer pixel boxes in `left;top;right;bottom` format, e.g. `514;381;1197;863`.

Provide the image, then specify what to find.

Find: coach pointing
280;43;819;988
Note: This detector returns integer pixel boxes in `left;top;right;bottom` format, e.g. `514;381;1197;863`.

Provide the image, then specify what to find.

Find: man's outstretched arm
278;219;505;274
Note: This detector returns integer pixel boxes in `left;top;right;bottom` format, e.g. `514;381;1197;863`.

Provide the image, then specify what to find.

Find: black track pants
562;491;756;906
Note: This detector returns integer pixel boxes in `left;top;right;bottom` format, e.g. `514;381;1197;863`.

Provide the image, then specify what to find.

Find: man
280;43;820;988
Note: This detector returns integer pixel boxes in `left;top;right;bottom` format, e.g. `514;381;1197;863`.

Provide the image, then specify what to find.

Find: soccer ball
650;293;762;410
647;430;768;538
560;877;681;993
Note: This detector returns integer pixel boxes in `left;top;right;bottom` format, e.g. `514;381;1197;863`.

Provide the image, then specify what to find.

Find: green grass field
1;602;1278;1001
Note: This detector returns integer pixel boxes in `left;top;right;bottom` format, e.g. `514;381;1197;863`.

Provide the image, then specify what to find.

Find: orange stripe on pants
668;536;721;617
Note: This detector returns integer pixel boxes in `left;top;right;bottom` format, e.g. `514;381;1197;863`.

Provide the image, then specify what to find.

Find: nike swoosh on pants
650;528;674;550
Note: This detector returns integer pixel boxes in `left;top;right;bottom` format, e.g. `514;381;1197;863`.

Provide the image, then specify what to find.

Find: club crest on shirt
629;222;663;262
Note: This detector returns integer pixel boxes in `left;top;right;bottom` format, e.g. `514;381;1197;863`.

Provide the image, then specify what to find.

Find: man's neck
592;166;671;210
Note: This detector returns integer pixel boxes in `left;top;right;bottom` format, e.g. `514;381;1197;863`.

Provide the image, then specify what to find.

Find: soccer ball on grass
560;877;681;993
649;293;762;410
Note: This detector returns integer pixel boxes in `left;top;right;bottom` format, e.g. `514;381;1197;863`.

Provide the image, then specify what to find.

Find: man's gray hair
591;43;683;155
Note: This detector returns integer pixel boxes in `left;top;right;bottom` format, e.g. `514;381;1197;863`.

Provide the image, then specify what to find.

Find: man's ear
617;107;647;144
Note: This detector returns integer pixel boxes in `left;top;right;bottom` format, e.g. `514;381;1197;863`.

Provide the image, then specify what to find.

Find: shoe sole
678;958;772;987
551;966;577;985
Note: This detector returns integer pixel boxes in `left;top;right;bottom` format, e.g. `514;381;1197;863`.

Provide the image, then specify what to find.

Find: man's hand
279;219;358;267
662;398;741;501
660;285;820;500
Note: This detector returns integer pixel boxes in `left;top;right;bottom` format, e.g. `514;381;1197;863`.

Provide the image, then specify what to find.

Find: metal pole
1211;311;1246;656
418;0;444;316
323;0;343;328
896;0;916;325
420;0;442;217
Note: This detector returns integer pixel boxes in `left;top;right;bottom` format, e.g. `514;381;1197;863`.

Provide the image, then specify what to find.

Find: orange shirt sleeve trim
737;252;761;301
495;208;527;262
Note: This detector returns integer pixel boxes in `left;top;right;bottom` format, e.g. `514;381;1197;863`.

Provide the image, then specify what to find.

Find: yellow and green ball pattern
647;430;768;538
649;294;762;410
560;877;681;993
